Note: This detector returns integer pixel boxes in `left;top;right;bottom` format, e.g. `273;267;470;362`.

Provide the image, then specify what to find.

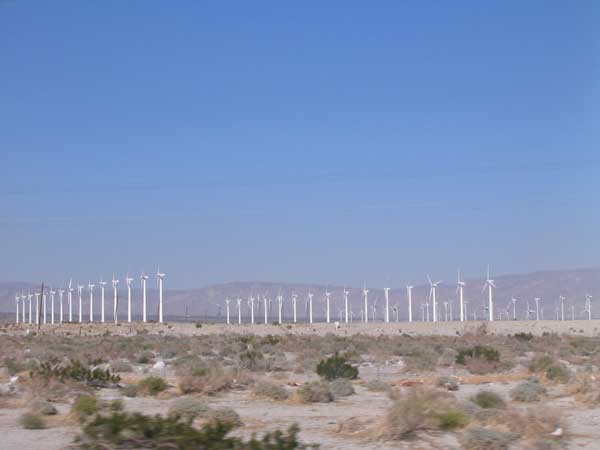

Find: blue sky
1;1;599;288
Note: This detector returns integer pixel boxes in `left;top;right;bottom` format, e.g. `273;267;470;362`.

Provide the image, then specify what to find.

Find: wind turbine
559;296;566;321
67;279;73;322
21;292;26;324
511;297;518;320
42;290;47;324
481;266;496;321
362;283;369;323
534;297;541;321
236;297;242;324
15;294;19;324
156;269;165;323
140;272;149;322
99;278;107;323
58;289;65;323
292;293;298;323
456;270;466;322
464;300;469;321
585;295;592;320
77;283;84;323
88;282;95;322
406;285;414;322
263;295;268;324
384;287;390;323
49;287;56;324
112;275;119;324
277;292;284;324
308;291;314;324
28;292;33;324
392;303;398;322
225;298;231;324
325;289;331;324
248;296;255;324
343;287;350;324
427;275;441;322
443;301;449;321
125;274;133;323
35;292;40;325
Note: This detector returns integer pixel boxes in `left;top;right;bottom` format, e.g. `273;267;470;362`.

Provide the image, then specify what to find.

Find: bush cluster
31;360;120;387
316;354;358;381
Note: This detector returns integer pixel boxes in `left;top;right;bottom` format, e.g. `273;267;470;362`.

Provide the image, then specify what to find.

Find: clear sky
1;1;599;289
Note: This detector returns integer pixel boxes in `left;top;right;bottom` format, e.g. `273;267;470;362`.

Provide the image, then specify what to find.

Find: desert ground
2;321;600;449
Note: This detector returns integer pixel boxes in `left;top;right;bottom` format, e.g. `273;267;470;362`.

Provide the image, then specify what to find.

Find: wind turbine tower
15;294;19;324
406;285;413;322
534;297;541;321
35;292;40;325
77;284;84;323
249;296;255;324
292;293;298;323
88;282;95;322
49;287;56;324
511;297;518;320
236;297;242;325
140;273;149;322
99;279;107;323
559;296;566;321
58;289;64;323
112;276;119;324
263;295;268;324
156;269;166;323
67;280;73;322
427;275;441;322
343;287;350;324
456;270;466;322
225;298;231;324
308;291;314;324
277;293;284;324
325;289;331;323
482;266;496;321
28;292;33;324
362;284;369;323
384;287;390;323
126;275;133;323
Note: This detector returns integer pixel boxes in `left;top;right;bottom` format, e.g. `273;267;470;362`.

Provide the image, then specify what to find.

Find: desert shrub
204;407;242;428
545;363;571;383
510;381;547;402
109;399;124;412
72;395;98;422
178;364;235;395
330;379;355;398
381;388;469;439
296;381;334;403
437;375;459;391
456;346;500;365
168;397;210;419
19;412;46;430
253;380;290;400
470;391;505;409
316;354;358;381
28;399;58;415
111;360;134;373
460;427;516;450
136;351;155;364
366;379;390;392
529;354;555;373
76;412;315;450
514;332;534;342
122;384;139;397
30;360;120;387
138;376;168;396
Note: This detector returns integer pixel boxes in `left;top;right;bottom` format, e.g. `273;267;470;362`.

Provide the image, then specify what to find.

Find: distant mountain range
1;268;599;322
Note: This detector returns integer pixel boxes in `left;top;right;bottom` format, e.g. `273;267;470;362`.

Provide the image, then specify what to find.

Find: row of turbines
221;267;594;325
13;270;166;325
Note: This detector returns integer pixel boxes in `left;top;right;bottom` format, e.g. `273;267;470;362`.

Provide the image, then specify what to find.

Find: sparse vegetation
19;412;47;430
437;375;459;391
470;391;505;409
168;397;210;419
28;399;58;415
329;379;355;398
295;381;334;403
253;380;290;400
30;360;120;387
510;380;547;402
460;427;516;450
316;354;358;381
72;395;99;422
138;376;168;396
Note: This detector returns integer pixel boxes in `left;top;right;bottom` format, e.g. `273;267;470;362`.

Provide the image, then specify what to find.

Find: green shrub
238;350;265;370
122;384;139;397
253;380;290;400
19;412;46;430
316;354;358;381
529;354;555;373
139;376;168;396
510;381;546;402
136;351;155;364
470;391;506;409
330;379;355;398
437;409;470;430
546;364;570;383
72;395;98;422
456;346;500;365
28;399;58;415
76;412;315;450
460;427;516;450
204;407;242;428
30;359;120;387
296;381;334;403
366;379;390;392
514;332;534;342
437;375;459;391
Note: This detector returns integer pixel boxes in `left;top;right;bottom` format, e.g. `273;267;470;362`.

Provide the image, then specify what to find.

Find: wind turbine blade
427;274;432;285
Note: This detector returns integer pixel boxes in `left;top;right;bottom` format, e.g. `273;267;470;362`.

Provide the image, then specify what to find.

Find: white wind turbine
406;285;414;322
21;292;25;323
58;289;65;323
125;274;133;323
77;283;84;323
511;297;518;320
140;272;149;322
112;275;119;324
225;298;231;324
277;292;284;324
384;287;390;323
456;269;466;322
343;287;350;324
156;269;166;323
99;278;107;323
88;282;95;322
427;275;441;322
248;296;255;324
292;293;298;323
585;295;592;320
362;283;369;323
482;266;496;322
263;295;268;324
50;287;56;324
392;303;398;322
559;296;566;321
28;292;33;324
308;291;314;324
15;293;19;324
42;291;47;324
67;279;73;322
236;297;242;324
534;297;541;321
325;289;331;324
35;292;40;325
